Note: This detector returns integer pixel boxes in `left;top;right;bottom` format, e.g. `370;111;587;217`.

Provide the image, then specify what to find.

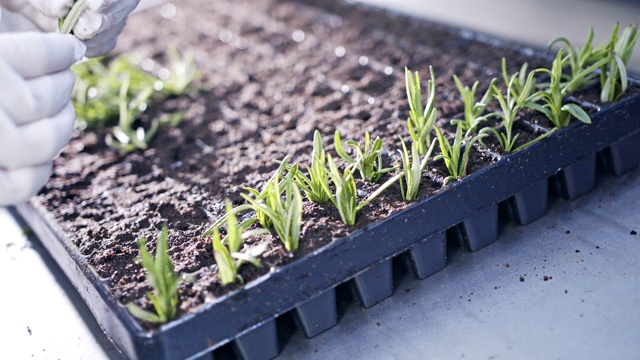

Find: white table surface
2;1;640;359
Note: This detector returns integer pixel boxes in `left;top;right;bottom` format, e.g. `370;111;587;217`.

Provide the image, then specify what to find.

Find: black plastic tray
12;5;640;360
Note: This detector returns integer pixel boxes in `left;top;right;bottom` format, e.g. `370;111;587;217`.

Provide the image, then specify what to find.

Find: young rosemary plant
212;200;268;285
501;59;538;100
405;66;438;155
480;68;541;153
127;226;181;324
160;49;200;95
334;130;395;183
105;74;159;152
242;167;303;252
434;124;485;185
547;26;609;93
397;137;437;201
527;50;593;129
203;160;291;237
58;0;86;34
240;158;292;230
451;75;496;135
285;130;329;203
599;23;639;103
322;154;400;226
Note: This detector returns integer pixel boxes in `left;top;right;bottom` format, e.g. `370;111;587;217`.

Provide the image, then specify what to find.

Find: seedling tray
12;1;640;359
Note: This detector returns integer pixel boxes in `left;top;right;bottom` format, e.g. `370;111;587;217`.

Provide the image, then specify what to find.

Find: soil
32;0;612;326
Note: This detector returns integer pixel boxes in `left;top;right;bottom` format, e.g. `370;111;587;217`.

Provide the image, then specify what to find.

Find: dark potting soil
33;0;570;323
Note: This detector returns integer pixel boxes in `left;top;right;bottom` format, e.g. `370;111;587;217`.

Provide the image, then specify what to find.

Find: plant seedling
434;124;485;185
547;26;608;92
480;68;543;153
105;74;159;152
322;154;400;226
599;23;639;102
396;137;437;201
203;159;291;237
501;59;538;100
212;200;268;285
405;66;438;155
242;168;303;252
58;0;86;34
334;130;395;183
527;50;593;129
159;49;200;95
283;130;330;203
451;75;496;135
127;226;181;324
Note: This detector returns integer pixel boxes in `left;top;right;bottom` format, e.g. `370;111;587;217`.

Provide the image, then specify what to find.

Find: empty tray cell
294;287;338;338
351;258;394;308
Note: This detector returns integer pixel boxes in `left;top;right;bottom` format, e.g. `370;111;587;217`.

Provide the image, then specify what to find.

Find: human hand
0;0;72;31
1;0;139;57
71;0;140;57
0;32;85;206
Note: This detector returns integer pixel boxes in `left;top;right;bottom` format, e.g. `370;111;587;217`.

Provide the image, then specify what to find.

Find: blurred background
357;0;640;73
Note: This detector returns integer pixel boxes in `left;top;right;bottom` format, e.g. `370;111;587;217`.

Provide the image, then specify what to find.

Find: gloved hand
1;0;139;57
72;0;140;57
0;32;85;206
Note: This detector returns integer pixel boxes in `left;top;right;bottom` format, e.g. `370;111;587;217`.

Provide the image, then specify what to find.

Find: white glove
1;0;139;57
72;0;140;57
0;0;72;32
0;32;85;206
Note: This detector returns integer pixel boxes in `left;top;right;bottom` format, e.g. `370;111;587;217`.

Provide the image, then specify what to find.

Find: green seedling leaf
59;0;87;35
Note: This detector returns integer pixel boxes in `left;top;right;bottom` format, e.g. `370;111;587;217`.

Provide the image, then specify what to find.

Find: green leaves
600;23;639;102
405;66;438;155
322;154;400;225
243;168;303;252
434;124;485;184
549;23;638;102
451;75;496;134
211;200;267;285
126;226;181;324
59;0;87;35
72;52;197;153
334;130;394;183
286;130;330;203
397;136;436;200
528;50;592;129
